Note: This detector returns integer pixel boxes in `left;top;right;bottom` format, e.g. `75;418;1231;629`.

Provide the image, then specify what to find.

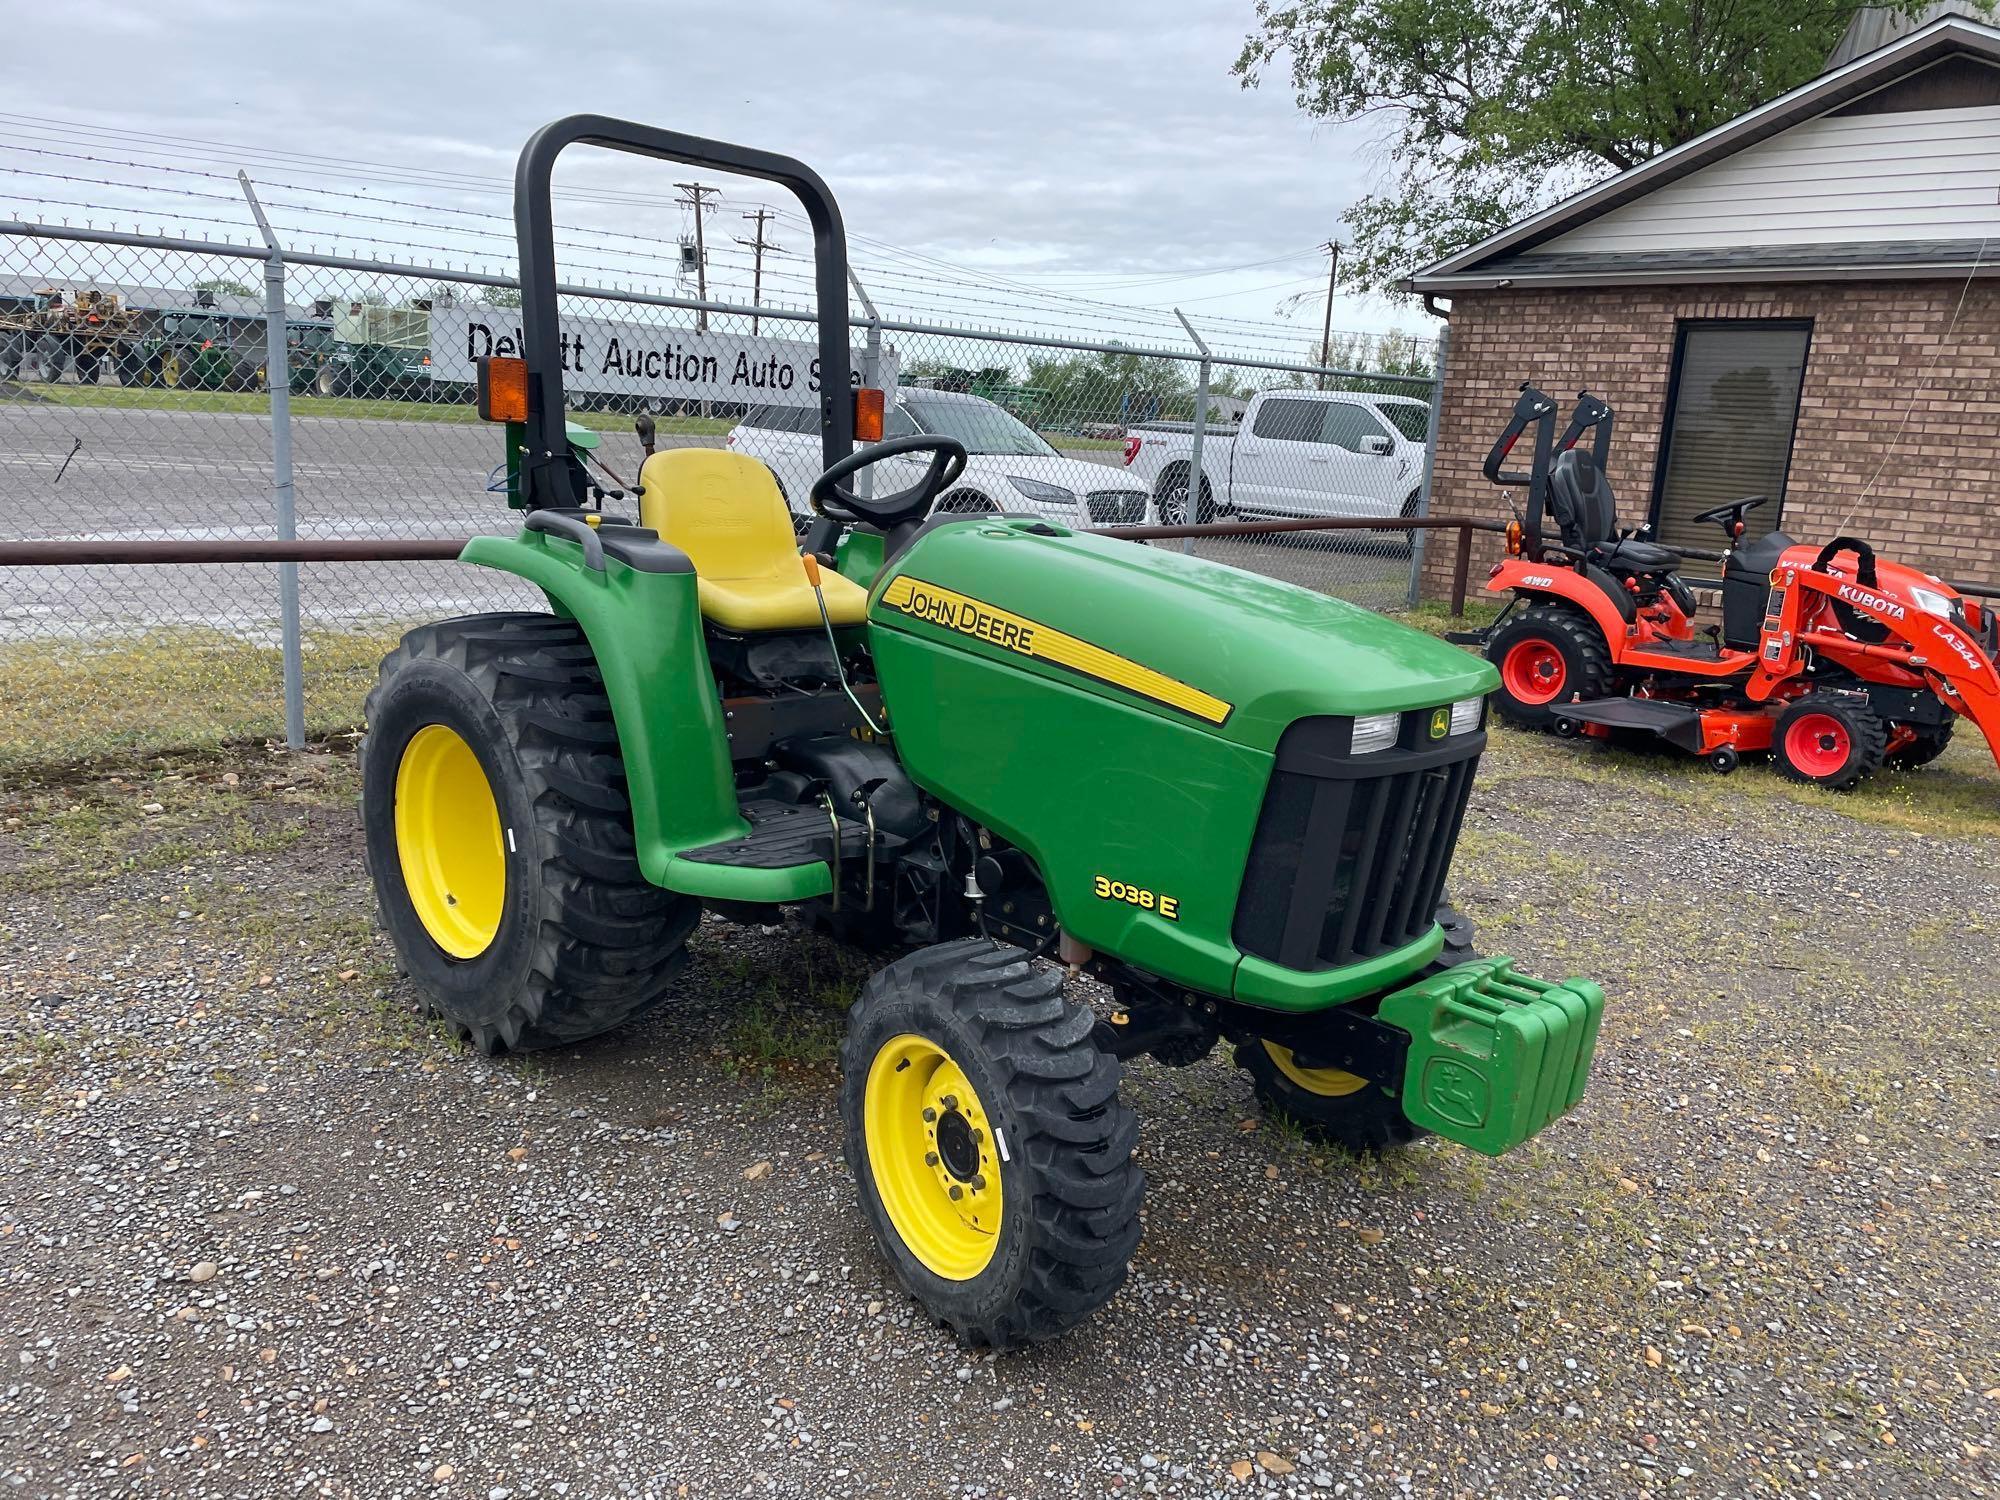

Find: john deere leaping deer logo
1429;707;1450;740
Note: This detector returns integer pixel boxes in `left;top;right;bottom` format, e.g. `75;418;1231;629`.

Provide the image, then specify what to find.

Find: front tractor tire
361;613;699;1053
1236;1041;1425;1153
1234;902;1478;1153
1773;695;1887;790
841;940;1145;1349
1486;604;1614;729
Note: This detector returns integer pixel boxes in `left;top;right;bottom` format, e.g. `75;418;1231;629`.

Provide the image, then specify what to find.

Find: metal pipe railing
2;521;1989;615
0;518;1496;614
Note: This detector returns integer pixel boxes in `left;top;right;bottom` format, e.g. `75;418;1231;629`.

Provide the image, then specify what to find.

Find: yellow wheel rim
863;1034;1004;1280
393;724;506;960
1263;1040;1369;1098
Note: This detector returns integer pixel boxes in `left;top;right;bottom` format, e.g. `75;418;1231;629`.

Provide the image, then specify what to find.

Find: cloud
1;0;1422;346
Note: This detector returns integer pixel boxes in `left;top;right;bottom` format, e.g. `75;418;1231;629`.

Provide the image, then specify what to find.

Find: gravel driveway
2;731;1996;1499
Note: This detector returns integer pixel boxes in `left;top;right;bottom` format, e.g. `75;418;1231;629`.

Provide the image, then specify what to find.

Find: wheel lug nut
971;1174;986;1191
948;1184;963;1200
940;1095;958;1110
925;1152;939;1167
921;1107;936;1122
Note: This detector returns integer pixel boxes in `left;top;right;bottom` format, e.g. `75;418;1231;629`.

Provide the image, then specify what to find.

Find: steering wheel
809;434;969;529
1690;495;1767;528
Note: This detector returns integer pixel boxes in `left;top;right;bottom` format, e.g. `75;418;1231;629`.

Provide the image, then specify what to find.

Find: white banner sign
427;303;893;407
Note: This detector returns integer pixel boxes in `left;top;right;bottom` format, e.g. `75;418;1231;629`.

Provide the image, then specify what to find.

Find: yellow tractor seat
637;448;869;632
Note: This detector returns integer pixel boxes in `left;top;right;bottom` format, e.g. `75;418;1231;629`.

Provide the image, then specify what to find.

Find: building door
1650;320;1811;553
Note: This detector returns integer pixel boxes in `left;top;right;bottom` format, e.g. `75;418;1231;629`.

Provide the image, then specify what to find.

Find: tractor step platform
1628;636;1732;660
1557;696;1705;752
679;797;874;871
1378;957;1605;1156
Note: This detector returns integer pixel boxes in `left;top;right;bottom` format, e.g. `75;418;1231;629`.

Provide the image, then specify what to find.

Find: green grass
0;626;398;780
10;383;733;436
1482;721;2000;842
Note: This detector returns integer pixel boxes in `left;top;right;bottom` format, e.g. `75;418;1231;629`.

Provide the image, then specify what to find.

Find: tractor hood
870;517;1494;751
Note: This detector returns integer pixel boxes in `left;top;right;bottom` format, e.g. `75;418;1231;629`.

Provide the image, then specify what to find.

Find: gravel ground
1;731;1996;1499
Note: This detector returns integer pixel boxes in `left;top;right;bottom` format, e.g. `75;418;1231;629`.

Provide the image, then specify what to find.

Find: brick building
1409;13;2000;602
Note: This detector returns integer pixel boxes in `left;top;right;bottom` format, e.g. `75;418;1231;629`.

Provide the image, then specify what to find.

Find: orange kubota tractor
1450;385;2000;788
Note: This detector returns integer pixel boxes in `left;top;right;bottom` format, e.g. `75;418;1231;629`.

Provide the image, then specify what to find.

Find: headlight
1351;712;1399;754
1907;584;1955;619
1449;696;1483;735
1007;476;1076;508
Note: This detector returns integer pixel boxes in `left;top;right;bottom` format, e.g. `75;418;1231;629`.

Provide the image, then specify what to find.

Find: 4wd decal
877;576;1232;725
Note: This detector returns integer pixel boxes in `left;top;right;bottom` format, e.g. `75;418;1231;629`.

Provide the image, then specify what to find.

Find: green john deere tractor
361;116;1607;1349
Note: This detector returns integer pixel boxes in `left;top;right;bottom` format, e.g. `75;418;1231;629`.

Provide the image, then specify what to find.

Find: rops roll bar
511;115;854;510
1557;391;1613;472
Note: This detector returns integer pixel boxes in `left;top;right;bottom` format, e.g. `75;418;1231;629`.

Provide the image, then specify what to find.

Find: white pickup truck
1122;388;1431;524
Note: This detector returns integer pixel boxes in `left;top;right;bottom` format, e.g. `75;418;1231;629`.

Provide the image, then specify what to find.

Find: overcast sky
3;0;1422;354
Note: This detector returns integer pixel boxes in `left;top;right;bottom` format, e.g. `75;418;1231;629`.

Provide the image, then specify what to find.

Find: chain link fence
0;222;1441;772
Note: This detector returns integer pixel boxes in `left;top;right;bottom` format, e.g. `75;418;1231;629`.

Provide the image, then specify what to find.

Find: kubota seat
1547;449;1679;574
637;449;868;632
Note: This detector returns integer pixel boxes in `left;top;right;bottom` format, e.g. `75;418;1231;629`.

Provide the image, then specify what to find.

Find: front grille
1234;715;1483;971
1086;489;1147;524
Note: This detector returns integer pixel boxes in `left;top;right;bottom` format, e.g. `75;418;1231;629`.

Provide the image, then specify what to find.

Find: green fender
459;530;830;902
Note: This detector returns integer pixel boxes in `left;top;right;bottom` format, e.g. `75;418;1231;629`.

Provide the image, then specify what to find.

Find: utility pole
674;181;719;330
1317;241;1340;390
735;208;783;336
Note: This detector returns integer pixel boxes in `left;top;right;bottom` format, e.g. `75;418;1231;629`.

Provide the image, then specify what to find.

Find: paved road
0;399;1414;640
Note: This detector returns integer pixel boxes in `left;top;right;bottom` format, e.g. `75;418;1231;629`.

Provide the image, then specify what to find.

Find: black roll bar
1558;391;1613;473
512;115;853;510
1483;383;1559;557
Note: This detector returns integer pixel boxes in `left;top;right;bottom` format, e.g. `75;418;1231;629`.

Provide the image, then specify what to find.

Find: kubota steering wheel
810;434;969;528
1690;495;1768;532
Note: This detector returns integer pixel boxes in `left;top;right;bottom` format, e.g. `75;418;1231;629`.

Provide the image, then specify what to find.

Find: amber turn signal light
1505;519;1523;556
476;356;528;423
854;387;885;443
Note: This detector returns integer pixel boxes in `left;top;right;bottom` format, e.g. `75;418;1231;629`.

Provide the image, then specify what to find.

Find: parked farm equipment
359;117;1608;1349
1454;385;2000;785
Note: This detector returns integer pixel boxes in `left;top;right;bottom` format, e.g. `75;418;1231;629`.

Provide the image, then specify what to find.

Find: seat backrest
1546;448;1617;548
637;449;800;582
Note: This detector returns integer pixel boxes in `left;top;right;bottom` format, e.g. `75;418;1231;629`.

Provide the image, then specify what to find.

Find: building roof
1410;14;2000;292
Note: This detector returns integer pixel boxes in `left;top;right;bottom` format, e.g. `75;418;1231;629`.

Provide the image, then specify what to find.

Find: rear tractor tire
841;939;1145;1349
360;612;699;1053
1772;695;1886;791
1485;604;1615;730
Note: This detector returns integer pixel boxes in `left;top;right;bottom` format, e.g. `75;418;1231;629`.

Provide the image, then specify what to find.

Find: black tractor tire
1235;903;1477;1154
0;334;22;380
73;350;101;386
1236;1040;1423;1154
314;363;345;398
1887;718;1954;770
1485;604;1615;729
360;612;699;1053
1155;464;1216;525
841;939;1144;1349
1773;695;1887;790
